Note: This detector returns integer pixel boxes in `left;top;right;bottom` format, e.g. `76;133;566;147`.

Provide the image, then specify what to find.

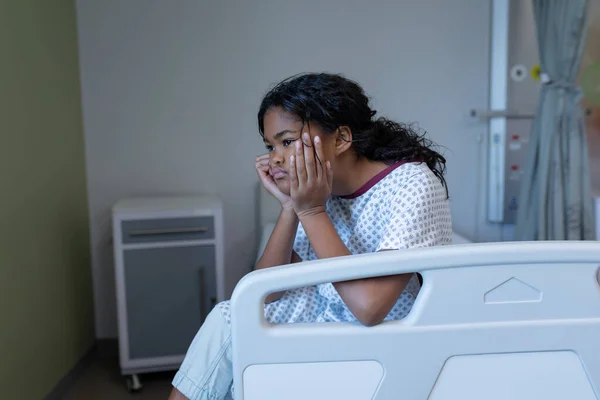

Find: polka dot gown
217;162;453;326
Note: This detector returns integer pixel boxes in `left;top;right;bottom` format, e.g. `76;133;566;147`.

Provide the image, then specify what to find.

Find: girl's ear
334;126;353;156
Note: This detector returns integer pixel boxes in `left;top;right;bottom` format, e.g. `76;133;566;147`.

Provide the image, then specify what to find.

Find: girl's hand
290;132;333;217
255;154;294;210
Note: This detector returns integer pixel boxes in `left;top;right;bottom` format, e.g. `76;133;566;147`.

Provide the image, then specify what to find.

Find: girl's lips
270;167;287;180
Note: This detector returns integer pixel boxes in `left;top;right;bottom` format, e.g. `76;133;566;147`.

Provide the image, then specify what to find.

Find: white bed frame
233;241;600;399
232;185;600;399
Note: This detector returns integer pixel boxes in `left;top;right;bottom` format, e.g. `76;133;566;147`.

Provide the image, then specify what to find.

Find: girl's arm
289;134;410;326
255;207;302;303
254;154;303;303
298;212;411;326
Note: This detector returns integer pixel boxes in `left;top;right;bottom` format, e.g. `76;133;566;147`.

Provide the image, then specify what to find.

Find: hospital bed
229;186;600;399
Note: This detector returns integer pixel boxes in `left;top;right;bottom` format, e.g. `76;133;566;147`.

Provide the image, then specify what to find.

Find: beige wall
0;1;94;398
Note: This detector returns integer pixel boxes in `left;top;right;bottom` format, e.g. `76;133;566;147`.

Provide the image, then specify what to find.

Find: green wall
0;1;95;399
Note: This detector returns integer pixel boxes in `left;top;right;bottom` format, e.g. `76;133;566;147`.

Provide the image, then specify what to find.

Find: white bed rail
231;241;600;399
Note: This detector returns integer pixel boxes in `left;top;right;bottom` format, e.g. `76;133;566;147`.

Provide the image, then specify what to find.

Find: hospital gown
217;160;453;326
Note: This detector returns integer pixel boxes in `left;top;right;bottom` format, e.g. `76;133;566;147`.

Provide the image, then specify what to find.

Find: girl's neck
332;157;389;197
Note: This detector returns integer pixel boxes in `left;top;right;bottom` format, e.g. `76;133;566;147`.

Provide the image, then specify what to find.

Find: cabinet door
123;245;216;360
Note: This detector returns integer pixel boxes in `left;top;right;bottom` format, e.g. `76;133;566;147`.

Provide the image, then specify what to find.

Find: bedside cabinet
112;196;224;390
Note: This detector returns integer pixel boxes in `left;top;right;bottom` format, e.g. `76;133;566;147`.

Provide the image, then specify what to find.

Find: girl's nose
270;150;284;166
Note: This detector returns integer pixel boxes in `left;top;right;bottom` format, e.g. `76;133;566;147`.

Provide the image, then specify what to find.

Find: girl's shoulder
380;161;434;188
383;161;444;197
333;161;440;204
327;161;448;223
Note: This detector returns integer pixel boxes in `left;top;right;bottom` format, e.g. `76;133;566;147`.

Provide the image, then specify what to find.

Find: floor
62;346;175;400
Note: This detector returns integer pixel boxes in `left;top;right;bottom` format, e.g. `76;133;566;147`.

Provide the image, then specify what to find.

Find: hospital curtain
515;0;596;240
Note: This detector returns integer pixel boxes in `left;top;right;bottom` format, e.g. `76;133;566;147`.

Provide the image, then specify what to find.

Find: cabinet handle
129;226;208;237
199;267;206;320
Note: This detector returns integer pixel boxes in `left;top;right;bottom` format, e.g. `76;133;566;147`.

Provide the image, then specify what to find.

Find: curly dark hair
257;72;448;195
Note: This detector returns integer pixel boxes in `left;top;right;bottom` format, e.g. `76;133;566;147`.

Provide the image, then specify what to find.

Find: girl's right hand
255;154;293;210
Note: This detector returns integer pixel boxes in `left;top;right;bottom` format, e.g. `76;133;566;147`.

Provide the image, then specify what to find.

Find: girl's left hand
290;132;333;217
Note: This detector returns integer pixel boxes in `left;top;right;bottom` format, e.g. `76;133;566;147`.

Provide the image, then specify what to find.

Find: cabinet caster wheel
126;374;143;392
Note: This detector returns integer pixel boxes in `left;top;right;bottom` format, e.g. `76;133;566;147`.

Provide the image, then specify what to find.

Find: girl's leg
170;303;233;400
170;287;323;400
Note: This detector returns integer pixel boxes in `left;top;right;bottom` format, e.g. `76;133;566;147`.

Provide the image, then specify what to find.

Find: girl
169;73;452;400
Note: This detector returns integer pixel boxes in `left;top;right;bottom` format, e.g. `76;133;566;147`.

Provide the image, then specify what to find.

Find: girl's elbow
357;315;384;327
342;284;401;326
353;306;387;327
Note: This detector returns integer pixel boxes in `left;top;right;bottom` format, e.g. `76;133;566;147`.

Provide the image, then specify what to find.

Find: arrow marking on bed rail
484;277;542;304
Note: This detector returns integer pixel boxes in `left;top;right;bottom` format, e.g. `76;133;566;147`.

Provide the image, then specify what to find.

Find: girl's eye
265;145;274;152
282;139;295;147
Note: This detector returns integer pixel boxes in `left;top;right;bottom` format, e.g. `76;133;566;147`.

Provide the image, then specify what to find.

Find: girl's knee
174;301;233;400
208;300;232;327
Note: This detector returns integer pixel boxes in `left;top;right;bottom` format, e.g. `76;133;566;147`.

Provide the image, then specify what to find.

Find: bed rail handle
231;241;600;335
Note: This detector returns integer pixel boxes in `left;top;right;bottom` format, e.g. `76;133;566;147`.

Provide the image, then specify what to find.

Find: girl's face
262;107;337;195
